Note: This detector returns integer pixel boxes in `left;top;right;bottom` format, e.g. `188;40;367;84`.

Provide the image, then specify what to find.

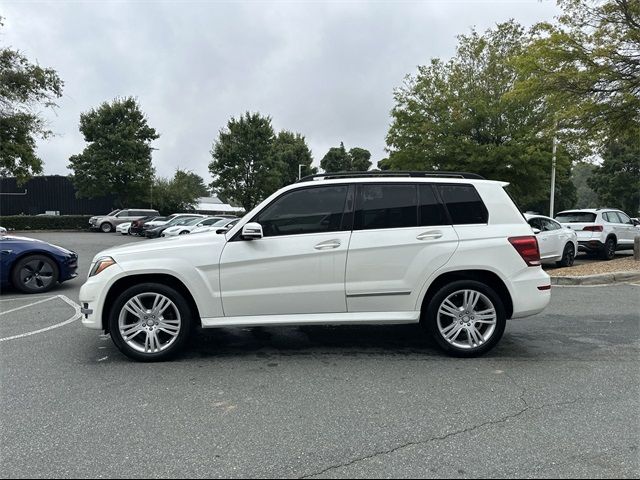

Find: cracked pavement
1;233;639;478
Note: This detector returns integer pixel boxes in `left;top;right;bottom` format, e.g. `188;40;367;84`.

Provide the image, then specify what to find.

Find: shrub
0;215;92;231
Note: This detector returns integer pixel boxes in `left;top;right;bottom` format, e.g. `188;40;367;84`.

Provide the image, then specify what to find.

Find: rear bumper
509;267;551;319
578;240;604;252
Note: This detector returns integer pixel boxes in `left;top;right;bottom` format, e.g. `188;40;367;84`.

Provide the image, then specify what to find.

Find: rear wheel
11;254;59;294
100;222;113;233
423;280;506;357
600;237;616;260
108;283;193;362
556;243;576;267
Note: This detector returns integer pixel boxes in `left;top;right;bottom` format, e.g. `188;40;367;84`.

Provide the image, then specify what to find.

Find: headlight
89;257;116;277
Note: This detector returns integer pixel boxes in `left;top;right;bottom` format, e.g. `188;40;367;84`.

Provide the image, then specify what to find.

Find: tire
108;283;193;362
600;237;616;260
422;280;506;357
556;243;576;267
11;254;59;294
100;222;113;233
179;230;189;235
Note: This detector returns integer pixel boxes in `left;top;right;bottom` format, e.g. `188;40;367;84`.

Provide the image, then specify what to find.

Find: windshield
107;209;120;216
167;216;198;226
212;219;231;227
555;212;597;223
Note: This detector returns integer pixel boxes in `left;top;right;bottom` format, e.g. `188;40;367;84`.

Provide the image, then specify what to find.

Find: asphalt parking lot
1;232;639;478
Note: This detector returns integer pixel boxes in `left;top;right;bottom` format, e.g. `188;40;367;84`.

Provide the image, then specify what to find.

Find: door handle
314;240;341;250
417;231;443;241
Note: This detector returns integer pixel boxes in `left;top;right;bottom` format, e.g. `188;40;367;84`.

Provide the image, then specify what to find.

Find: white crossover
80;172;551;361
525;214;578;267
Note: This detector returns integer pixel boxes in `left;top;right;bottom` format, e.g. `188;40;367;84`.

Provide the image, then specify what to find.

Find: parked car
145;215;206;239
525;214;578;267
130;216;164;236
161;216;231;237
80;171;551;361
141;214;199;234
1;235;78;294
191;218;239;235
555;208;638;260
116;222;133;235
89;209;160;233
0;226;6;235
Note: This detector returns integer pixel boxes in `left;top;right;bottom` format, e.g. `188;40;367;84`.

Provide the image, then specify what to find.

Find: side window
354;184;417;230
603;212;613;223
616;212;631;224
548;219;562;230
115;210;129;218
542;219;560;231
528;218;543;231
438;185;488;224
255;185;348;237
418;185;448;226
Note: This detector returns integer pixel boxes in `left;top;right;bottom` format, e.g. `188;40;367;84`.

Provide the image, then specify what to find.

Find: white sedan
191;218;239;235
116;222;132;235
525;214;578;267
161;217;228;237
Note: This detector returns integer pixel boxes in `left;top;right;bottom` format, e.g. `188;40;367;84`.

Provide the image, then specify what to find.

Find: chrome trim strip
346;291;412;298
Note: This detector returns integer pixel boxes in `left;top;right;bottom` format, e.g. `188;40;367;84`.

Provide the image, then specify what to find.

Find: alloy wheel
19;260;55;291
436;289;497;350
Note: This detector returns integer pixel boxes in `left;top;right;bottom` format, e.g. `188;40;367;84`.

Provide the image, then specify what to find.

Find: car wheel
600;237;616;260
556;243;576;267
423;280;506;357
100;222;113;233
11;254;60;294
179;230;189;235
108;283;193;362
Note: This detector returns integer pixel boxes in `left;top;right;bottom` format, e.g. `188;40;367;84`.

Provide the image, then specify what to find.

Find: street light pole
550;130;557;217
298;164;305;180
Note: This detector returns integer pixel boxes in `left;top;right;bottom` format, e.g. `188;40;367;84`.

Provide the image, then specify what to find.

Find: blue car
0;235;78;294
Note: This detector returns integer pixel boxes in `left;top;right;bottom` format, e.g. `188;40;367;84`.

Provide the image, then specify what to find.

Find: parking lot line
0;296;57;316
0;294;57;302
0;295;81;343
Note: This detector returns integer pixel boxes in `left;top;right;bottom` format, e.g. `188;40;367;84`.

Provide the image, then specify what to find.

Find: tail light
583;225;603;232
508;236;541;266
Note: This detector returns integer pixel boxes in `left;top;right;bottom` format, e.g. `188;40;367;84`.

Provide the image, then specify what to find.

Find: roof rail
297;171;485;183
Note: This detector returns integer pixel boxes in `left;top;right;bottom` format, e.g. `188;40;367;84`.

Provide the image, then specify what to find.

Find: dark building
0;175;115;216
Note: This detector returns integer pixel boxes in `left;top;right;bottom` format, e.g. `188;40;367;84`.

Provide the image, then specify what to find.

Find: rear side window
354;184;417;230
255;185;348;237
437;185;488;224
418;185;448;226
555;212;597;223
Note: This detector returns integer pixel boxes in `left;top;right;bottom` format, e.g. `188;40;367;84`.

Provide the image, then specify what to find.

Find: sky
2;0;561;182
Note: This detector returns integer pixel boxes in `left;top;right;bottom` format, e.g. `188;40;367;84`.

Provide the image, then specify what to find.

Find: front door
219;184;352;317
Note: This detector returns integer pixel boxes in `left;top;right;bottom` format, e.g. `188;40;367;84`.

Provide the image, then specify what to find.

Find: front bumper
79;263;125;330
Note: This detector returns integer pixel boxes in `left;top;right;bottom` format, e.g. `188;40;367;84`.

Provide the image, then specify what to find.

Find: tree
587;126;640;215
386;21;576;211
0;17;63;182
515;0;640;148
209;112;280;212
271;130;316;186
152;169;208;214
320;142;372;172
68;97;158;207
572;161;600;208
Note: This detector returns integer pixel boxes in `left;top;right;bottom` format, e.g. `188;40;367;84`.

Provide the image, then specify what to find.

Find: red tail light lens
508;236;541;266
583;225;603;232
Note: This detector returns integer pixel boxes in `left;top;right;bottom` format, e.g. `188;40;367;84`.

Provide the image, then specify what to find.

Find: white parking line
0;294;58;302
0;296;57;316
0;295;81;342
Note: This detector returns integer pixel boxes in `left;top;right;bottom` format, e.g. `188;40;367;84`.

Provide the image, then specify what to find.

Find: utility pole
298;164;305;180
549;127;558;218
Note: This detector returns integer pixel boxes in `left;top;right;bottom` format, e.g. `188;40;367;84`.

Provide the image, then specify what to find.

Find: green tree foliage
152;169;209;214
386;21;576;211
587;127;640;215
271;130;316;185
320;142;372;172
572;161;600;208
515;0;640;145
0;18;63;182
68;97;158;207
209;112;280;212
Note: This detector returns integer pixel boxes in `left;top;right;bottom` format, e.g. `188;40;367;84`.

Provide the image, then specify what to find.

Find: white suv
80;172;551;361
555;208;639;260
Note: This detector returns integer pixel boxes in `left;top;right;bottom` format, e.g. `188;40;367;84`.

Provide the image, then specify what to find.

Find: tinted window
438;185;488;224
354;184;417;230
419;185;448;226
528;218;544;230
555;212;597;223
256;185;348;237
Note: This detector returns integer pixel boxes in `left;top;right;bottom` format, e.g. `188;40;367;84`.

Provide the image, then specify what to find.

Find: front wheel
100;222;113;233
108;283;193;361
179;230;189;235
12;254;59;294
423;280;506;357
556;243;576;267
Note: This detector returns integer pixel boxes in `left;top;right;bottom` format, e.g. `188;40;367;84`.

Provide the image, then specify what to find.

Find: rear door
345;183;458;313
613;211;635;246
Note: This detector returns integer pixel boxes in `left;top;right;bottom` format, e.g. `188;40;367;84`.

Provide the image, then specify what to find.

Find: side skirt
200;311;421;328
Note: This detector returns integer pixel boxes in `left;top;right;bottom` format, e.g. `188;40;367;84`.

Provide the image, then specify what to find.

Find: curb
551;271;640;286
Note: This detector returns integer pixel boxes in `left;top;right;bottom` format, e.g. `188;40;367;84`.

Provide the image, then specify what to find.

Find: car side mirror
242;222;263;240
532;227;541;234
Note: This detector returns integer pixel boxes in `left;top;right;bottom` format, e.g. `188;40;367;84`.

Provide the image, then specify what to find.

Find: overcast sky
2;0;560;181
